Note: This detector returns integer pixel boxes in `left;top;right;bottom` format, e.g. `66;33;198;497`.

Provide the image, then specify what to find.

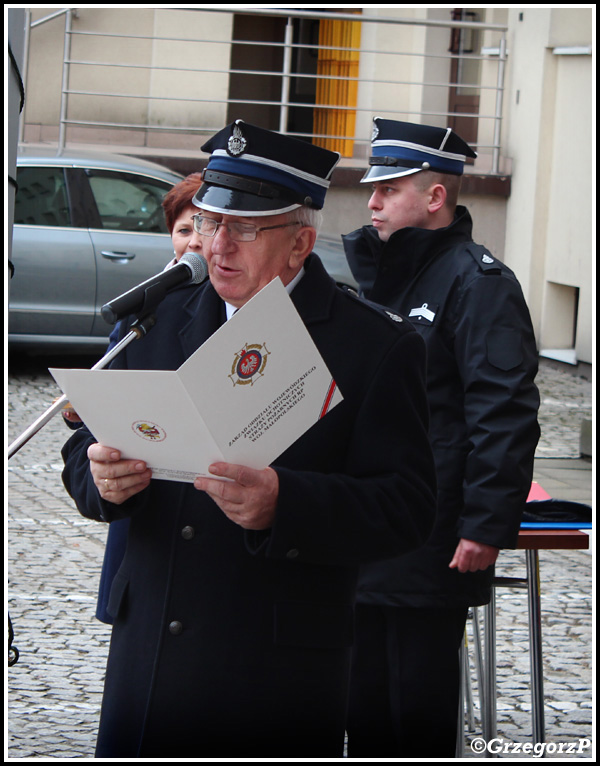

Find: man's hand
449;538;500;573
88;443;152;505
194;462;279;530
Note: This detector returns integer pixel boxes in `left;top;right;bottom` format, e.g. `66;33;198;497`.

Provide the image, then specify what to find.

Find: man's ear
289;225;317;269
428;183;447;214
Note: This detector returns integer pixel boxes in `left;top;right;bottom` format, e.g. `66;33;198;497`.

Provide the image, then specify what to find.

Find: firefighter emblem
132;420;167;442
227;123;247;157
229;342;270;386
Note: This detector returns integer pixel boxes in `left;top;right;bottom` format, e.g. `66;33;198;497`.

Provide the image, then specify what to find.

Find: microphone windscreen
180;252;209;284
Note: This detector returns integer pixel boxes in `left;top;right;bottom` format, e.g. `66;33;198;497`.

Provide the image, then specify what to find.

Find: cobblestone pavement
6;355;593;760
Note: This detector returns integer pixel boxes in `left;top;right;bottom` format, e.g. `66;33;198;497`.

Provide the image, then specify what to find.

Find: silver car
9;147;356;354
9;148;184;352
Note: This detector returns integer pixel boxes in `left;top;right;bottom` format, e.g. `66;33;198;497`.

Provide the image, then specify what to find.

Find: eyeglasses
192;215;304;242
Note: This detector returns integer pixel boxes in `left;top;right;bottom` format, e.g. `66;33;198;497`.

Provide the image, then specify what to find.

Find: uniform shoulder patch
465;244;501;273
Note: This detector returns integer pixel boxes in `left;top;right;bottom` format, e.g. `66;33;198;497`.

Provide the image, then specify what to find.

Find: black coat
61;254;436;758
343;207;540;608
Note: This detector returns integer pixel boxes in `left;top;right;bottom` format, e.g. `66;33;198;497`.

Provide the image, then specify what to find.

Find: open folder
50;278;343;482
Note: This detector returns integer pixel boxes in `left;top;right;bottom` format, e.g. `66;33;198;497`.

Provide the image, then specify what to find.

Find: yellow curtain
313;12;362;157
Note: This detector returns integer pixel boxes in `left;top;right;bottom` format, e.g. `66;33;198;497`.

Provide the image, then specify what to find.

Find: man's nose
211;222;237;252
368;190;380;210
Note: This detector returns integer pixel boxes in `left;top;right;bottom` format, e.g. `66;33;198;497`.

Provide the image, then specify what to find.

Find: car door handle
101;251;136;262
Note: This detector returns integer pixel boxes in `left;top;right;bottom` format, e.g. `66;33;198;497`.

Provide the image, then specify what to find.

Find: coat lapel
177;282;226;360
290;254;336;326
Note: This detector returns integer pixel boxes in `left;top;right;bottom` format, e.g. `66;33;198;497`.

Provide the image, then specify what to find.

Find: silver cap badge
227;123;247;157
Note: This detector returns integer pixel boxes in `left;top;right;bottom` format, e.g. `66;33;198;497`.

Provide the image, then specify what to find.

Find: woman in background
64;173;204;623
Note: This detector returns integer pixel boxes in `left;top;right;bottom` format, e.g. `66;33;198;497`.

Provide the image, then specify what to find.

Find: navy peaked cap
361;117;477;182
193;120;340;216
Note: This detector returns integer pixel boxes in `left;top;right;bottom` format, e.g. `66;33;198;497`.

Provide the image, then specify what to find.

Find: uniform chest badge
385;311;403;323
408;303;437;323
229;342;270;386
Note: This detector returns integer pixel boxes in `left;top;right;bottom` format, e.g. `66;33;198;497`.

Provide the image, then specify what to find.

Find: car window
14;167;71;227
86;170;172;233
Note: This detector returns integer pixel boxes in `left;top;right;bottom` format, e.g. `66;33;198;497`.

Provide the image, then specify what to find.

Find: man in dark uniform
343;118;540;757
61;120;436;758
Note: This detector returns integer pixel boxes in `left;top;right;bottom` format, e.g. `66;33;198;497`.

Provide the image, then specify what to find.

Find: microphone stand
8;313;156;460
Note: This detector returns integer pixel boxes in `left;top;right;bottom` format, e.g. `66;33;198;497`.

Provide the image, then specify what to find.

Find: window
86;170;172;233
14;167;71;227
313;10;362;157
447;8;481;152
227;10;362;157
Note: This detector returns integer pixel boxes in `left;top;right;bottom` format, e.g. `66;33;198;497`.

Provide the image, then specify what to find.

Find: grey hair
288;205;323;234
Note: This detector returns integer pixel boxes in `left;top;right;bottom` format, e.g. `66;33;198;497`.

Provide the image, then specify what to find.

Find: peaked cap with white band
361;117;477;183
193;120;340;217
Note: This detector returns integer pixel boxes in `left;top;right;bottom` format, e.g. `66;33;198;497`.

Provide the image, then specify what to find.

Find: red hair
162;173;204;233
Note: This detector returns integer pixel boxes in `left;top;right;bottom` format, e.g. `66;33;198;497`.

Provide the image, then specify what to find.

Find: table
477;529;590;747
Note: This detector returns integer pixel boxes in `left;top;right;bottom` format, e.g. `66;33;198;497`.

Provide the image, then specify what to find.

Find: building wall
354;7;427;152
503;7;593;364
542;52;593;362
19;6;594;364
21;7;65;132
147;8;232;141
23;7;231;148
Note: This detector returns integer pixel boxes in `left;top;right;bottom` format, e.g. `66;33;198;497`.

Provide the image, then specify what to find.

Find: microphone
101;252;209;324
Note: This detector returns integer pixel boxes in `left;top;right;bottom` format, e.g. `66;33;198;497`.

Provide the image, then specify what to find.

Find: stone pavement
6;356;593;760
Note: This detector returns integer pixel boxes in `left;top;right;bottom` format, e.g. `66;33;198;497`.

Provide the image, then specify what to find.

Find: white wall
503;7;593;363
147;8;232;146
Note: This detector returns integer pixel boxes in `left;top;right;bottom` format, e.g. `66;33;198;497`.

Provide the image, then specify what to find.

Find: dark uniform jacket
342;207;540;608
61;253;436;758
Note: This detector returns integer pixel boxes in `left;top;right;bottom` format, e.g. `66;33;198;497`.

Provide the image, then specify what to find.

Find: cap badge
227;123;247;157
371;122;380;142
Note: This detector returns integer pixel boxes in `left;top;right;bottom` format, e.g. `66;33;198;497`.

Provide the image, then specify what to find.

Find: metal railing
21;7;508;173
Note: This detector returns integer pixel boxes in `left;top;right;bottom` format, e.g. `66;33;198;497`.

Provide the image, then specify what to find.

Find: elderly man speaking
61;120;436;759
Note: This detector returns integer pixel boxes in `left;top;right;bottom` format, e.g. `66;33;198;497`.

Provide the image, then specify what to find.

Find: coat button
169;621;183;635
286;548;300;560
181;525;195;540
